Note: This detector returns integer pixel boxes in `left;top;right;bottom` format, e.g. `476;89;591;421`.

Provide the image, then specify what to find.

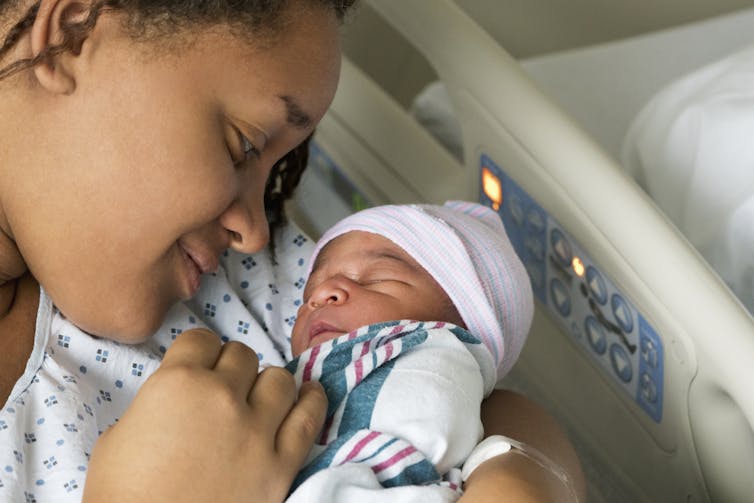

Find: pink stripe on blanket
385;342;393;360
302;344;320;382
361;340;372;355
371;446;417;474
344;431;381;463
390;325;404;335
354;341;371;384
354;357;363;383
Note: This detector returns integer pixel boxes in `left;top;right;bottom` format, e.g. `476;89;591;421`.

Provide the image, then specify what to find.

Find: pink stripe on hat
308;201;534;385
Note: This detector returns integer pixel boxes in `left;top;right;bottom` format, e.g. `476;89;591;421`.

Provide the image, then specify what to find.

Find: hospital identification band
460;435;580;502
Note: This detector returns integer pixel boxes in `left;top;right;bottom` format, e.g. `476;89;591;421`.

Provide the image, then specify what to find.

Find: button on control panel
479;155;664;422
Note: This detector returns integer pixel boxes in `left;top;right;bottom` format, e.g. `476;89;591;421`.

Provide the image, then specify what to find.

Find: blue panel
479;155;548;304
637;316;664;421
479;155;664;423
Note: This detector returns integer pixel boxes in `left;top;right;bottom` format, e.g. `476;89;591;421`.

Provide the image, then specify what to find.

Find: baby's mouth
309;321;344;341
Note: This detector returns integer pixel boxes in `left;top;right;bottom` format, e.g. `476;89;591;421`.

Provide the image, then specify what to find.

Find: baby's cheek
290;319;307;357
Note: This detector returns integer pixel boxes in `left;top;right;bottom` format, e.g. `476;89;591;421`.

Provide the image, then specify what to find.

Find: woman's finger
248;366;298;428
213;341;260;398
276;381;328;462
160;328;222;369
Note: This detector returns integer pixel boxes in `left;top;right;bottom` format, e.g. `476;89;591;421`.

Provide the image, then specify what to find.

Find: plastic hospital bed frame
300;1;754;501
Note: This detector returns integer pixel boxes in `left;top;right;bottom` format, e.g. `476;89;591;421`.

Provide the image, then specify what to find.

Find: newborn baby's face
290;231;464;356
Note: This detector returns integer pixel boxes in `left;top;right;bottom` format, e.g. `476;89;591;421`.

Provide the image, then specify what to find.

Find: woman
0;1;584;501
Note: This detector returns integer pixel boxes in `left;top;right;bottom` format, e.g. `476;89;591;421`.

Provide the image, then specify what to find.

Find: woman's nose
218;186;269;255
308;277;351;308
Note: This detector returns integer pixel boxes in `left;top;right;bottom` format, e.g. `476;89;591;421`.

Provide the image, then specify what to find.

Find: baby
285;201;535;502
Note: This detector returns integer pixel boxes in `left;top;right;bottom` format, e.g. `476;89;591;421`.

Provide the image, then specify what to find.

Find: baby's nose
308;277;352;308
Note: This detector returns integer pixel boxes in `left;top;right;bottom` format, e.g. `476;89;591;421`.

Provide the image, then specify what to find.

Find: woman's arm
459;389;586;502
83;329;327;503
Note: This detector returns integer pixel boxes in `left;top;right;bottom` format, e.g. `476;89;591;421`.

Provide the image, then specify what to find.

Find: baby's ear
30;0;92;95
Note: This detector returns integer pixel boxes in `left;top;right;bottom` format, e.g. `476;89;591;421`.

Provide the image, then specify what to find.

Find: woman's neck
0;227;29;314
0;87;27;298
0;68;32;297
0;84;35;404
0;273;39;406
0;281;17;320
0;10;41;405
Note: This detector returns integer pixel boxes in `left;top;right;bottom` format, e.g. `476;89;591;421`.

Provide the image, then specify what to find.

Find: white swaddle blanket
285;320;492;503
622;44;754;315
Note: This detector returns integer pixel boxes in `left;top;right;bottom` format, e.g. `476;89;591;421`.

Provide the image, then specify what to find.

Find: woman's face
3;6;341;342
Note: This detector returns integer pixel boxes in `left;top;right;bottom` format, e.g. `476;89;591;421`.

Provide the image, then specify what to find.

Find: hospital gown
285;320;495;503
0;223;312;502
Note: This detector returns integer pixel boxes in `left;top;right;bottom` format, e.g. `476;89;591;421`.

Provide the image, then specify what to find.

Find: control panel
479;155;664;422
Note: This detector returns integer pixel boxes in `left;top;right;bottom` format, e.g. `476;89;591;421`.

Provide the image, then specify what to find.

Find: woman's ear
30;0;92;95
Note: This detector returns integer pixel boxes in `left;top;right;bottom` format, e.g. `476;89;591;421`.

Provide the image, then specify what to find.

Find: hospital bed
291;1;754;501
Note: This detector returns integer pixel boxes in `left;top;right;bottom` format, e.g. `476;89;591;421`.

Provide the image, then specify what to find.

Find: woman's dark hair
0;0;355;80
265;133;311;260
0;0;355;248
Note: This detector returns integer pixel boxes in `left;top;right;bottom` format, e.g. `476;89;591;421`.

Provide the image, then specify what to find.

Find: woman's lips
180;242;219;275
176;238;222;299
178;244;202;299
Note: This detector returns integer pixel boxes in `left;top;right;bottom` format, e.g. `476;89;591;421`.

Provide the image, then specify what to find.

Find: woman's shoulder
0;304;162;502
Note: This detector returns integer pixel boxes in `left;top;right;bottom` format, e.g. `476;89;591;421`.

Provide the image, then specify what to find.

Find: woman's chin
59;301;169;345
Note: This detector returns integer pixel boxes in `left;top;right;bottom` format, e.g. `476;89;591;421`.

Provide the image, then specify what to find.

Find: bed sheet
518;7;754;160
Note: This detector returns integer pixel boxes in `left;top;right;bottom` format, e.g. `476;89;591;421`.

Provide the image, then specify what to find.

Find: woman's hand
83;328;327;503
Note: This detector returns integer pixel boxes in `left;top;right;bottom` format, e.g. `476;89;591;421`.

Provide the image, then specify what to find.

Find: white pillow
621;44;754;315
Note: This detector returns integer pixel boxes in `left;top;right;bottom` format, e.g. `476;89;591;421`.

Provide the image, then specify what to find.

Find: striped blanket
285;320;495;502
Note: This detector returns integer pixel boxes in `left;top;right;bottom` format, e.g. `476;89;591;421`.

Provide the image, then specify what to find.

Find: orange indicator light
482;168;502;211
572;257;585;277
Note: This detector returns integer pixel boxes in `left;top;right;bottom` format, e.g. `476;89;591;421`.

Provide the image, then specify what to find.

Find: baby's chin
292;331;348;358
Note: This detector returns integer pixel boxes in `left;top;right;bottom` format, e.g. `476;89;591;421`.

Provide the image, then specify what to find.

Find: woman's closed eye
233;129;261;166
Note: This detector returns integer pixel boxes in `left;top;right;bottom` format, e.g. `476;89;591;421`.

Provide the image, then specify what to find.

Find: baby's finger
247;366;298;429
213;341;260;398
276;381;327;463
160;328;222;369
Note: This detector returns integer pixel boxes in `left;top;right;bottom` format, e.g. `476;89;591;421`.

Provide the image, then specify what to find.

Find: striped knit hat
308;201;534;383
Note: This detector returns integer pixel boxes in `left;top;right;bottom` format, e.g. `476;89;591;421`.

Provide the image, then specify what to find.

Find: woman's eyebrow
279;95;312;130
